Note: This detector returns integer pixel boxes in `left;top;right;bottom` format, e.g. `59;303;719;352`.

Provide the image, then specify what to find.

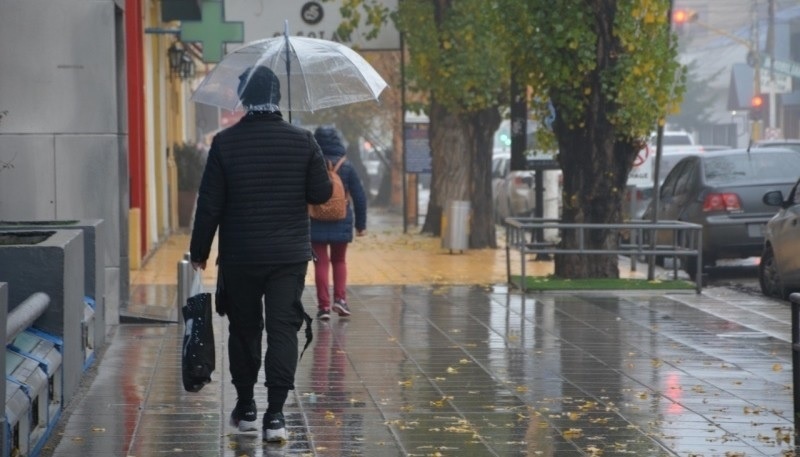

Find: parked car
492;153;533;222
623;144;709;221
650;129;695;146
754;139;800;154
492;152;561;224
642;147;800;279
759;177;800;299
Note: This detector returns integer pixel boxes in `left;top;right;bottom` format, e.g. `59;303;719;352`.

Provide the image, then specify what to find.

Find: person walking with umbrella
189;65;332;443
310;125;367;320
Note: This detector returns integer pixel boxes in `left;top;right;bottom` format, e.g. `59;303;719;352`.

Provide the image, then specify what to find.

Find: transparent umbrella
191;23;388;121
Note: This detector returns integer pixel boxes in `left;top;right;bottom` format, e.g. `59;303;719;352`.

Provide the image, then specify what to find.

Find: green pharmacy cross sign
180;0;244;63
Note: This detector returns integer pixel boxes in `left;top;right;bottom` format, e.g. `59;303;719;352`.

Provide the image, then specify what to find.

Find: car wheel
683;257;698;280
759;246;786;299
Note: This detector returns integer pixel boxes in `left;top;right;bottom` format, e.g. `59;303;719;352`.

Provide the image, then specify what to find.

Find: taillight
702;192;741;212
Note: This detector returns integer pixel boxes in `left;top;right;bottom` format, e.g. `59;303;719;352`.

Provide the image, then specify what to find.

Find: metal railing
504;218;704;293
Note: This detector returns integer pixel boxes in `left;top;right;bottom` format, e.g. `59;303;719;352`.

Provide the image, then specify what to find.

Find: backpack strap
332;156;346;172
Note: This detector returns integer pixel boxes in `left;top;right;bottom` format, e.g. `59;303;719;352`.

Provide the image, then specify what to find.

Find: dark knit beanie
237;66;281;107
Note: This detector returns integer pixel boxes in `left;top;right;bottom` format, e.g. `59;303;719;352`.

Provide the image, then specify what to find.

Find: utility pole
751;3;762;141
767;0;776;131
648;0;673;281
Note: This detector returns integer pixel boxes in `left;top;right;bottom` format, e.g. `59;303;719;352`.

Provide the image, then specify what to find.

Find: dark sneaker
263;412;287;442
230;399;258;432
332;299;350;317
316;308;331;321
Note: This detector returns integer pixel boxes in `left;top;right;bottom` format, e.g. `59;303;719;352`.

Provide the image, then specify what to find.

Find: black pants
222;262;307;393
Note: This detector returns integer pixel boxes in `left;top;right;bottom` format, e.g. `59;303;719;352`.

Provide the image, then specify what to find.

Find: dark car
643;148;800;279
759;177;800;299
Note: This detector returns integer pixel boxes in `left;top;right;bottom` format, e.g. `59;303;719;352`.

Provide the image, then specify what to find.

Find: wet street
42;284;794;457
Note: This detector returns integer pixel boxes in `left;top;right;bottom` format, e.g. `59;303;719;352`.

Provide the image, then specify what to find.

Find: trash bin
441;200;470;253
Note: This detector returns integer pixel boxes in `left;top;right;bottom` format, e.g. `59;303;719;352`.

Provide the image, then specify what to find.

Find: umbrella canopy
191;35;388;114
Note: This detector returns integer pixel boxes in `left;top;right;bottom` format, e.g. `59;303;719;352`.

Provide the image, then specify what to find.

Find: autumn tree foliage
335;0;685;276
511;1;684;277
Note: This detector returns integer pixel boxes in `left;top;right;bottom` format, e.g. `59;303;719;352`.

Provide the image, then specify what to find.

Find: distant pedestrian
189;65;332;443
310;125;367;320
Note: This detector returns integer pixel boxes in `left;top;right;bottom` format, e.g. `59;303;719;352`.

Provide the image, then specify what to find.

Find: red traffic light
750;94;765;121
672;9;698;24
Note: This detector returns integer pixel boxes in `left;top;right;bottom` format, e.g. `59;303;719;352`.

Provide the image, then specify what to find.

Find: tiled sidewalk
42;283;794;457
38;208;796;457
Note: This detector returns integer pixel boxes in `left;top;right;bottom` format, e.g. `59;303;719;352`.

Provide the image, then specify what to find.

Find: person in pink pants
309;125;367;320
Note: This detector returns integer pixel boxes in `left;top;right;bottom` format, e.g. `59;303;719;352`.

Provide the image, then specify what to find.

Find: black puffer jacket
190;111;332;266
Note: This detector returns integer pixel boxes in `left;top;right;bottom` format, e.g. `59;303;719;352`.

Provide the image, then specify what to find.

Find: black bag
182;270;215;392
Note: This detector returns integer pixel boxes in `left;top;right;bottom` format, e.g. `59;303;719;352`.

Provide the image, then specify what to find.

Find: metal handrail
6;292;50;343
504;218;703;293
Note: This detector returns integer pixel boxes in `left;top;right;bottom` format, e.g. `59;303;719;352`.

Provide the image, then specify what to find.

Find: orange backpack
309;156;348;221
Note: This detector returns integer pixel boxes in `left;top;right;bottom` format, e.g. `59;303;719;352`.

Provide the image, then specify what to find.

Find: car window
659;153;695;182
703;152;800;185
673;161;696;195
792;179;800;205
492;157;508;178
660;159;689;198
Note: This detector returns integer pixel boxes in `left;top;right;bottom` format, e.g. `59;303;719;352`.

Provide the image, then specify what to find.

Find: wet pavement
38;209;796;457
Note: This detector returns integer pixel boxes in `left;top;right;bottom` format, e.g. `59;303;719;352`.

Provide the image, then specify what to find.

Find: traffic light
672;8;698;33
750;94;765;121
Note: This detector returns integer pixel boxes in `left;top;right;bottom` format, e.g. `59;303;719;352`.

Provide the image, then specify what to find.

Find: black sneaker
263;412;287;442
230;399;257;432
332;299;351;317
316;308;331;320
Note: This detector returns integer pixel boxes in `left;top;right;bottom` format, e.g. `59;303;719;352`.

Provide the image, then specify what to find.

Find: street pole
752;8;762;142
767;0;776;132
648;0;673;281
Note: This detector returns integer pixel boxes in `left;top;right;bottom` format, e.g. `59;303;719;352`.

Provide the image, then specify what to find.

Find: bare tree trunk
467;108;501;248
390;110;404;210
421;100;501;249
423;101;467;236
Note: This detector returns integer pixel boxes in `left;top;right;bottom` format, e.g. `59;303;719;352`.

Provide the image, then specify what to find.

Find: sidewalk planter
0;230;85;405
8;329;64;428
5;351;48;456
4;373;31;457
0;220;107;358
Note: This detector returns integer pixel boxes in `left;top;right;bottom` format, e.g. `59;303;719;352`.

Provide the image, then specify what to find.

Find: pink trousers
311;242;348;310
